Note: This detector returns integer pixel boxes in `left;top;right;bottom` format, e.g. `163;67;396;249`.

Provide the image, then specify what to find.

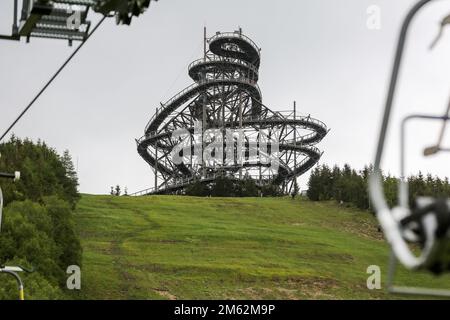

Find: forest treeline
185;176;282;197
307;164;450;211
0;137;81;299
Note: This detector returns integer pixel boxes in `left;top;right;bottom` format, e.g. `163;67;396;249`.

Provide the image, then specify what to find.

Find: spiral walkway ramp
134;30;328;196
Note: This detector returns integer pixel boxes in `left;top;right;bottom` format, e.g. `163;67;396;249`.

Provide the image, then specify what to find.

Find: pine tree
292;179;299;199
60;150;80;208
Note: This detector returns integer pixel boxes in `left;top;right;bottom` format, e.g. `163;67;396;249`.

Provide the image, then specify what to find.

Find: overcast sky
1;0;450;194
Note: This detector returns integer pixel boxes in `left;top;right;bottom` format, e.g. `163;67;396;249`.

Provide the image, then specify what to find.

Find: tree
115;185;121;196
211;176;235;197
0;137;82;300
0;198;82;296
185;181;210;196
306;163;450;213
60;150;80;209
0;137;80;207
291;179;299;199
185;177;260;197
235;177;258;197
307;167;321;200
44;196;82;278
261;183;282;197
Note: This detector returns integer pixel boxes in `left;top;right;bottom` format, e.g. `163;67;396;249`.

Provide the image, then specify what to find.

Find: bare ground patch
154;289;177;300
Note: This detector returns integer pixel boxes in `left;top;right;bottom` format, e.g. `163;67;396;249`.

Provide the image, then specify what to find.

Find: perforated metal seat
18;0;91;43
0;1;157;43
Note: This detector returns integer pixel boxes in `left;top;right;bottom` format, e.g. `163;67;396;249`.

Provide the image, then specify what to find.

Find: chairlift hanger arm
374;0;435;172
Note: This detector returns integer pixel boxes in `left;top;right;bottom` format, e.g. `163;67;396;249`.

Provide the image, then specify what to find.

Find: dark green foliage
237;176;259;197
291;179;299;199
0;137;82;299
308;164;376;209
0;136;80;208
44;197;82;279
185;180;210;196
0;198;82;298
211;176;262;197
261;183;282;197
60;150;80;209
211;176;235;197
185;176;276;197
307;164;450;211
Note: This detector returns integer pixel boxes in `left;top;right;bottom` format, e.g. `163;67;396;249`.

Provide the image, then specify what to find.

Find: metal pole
204;26;207;61
239;93;243;180
202;28;207;177
13;0;18;35
155;146;158;191
0;270;24;300
155;109;158;191
190;110;193;172
293;101;297;192
202;93;207;178
259;160;262;186
222;89;226;168
21;0;30;21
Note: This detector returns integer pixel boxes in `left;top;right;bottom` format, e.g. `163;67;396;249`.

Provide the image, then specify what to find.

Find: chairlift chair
0;0;157;45
370;0;450;297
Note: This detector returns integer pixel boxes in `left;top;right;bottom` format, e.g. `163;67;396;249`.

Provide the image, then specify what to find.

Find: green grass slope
73;195;450;299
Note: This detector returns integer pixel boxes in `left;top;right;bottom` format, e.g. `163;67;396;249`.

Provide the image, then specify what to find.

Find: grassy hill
73;194;450;299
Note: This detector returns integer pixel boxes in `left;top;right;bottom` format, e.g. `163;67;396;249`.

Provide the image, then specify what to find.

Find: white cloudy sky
1;0;450;194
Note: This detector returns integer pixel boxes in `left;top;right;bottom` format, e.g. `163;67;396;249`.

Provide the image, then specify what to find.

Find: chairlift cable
0;15;107;143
